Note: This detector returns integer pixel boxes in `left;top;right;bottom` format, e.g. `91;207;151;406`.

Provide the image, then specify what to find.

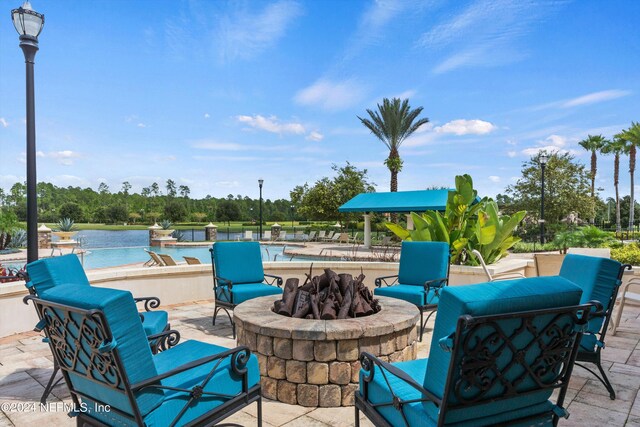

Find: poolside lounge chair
26;286;261;426
261;230;272;241
317;230;326;241
471;249;526;282
338;232;349;244
240;230;253;241
293;230;304;241
25;254;177;403
348;232;360;244
374;242;450;341
558;254;631;399
356;276;593;427
158;253;179;266
183;256;202;265
321;230;335;242
611;275;640;336
144;249;165;266
374;236;393;246
308;230;317;242
210;242;283;338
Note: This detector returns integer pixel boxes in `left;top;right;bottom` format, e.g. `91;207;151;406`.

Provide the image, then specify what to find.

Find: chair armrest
264;274;283;287
424;278;448;292
131;345;252;391
491;273;526;282
375;275;399;288
360;352;441;405
147;329;181;353
214;275;233;290
133;296;161;312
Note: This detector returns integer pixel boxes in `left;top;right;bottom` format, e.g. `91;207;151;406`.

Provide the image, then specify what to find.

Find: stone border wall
235;296;420;407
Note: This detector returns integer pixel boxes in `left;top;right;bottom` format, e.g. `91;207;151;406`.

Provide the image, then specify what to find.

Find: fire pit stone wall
234;295;420;407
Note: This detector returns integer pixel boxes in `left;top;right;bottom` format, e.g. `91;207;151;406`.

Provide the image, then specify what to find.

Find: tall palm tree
579;134;608;223
619;122;640;230
601;137;626;232
358;98;429;193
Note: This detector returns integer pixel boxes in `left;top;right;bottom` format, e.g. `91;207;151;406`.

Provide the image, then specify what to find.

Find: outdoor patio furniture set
20;241;630;426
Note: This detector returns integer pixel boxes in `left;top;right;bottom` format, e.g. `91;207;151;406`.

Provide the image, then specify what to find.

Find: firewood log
338;285;353;319
310;292;321;319
276;278;299;316
292;290;311;318
321;294;338;320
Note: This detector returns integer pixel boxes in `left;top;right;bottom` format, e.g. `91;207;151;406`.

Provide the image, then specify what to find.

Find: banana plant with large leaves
386;174;526;265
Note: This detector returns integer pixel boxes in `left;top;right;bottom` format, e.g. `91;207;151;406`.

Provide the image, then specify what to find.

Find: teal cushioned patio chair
25;285;261;427
374;241;450;341
356;276;593;427
558;253;631;399
210;242;283;339
25;254;178;403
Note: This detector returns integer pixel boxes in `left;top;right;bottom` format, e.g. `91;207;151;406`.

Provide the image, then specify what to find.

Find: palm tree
619;122;640;230
579;134;608;223
601;137;626;232
358;98;429;193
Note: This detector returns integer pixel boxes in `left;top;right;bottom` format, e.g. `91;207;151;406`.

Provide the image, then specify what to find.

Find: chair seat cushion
578;333;598;353
142;310;169;337
217;282;282;305
144;340;260;426
359;358;429;427
374;285;440;307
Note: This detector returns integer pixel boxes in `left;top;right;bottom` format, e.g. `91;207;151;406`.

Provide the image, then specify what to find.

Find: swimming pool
79;244;310;270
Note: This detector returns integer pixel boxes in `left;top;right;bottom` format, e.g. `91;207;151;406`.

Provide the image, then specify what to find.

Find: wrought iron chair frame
24;274;180;404
25;294;262;427
375;257;450;342
209;247;283;339
574;263;631;400
356;302;596;427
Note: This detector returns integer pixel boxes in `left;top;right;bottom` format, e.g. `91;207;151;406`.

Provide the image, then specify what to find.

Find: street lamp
12;1;44;263
290;205;294;227
539;153;549;244
258;179;264;239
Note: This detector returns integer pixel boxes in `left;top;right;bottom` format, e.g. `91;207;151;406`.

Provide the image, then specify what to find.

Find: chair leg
41;361;62;404
596;360;616;400
213;306;221;326
257;396;262;427
419;311;424;342
355;405;360;427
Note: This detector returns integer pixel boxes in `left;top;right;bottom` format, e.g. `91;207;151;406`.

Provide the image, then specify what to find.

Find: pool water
79;244;304;270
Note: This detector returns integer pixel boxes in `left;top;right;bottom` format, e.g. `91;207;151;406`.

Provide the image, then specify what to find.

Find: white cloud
215;181;241;188
521;134;577;156
488;175;501;183
215;0;302;62
419;0;562;73
507;151;517;158
306;131;324;142
435;119;496;135
48;150;80;166
294;78;367;111
137;123;147;128
0;118;8;128
236;115;305;135
192;140;246;151
48;174;91;188
204;113;210;119
561;90;632;108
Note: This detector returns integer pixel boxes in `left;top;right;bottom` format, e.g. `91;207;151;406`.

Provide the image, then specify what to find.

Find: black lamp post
12;1;44;264
539;154;548;244
290;205;294;227
258;179;264;240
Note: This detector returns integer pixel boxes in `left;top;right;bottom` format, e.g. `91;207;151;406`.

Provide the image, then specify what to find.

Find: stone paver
0;299;637;426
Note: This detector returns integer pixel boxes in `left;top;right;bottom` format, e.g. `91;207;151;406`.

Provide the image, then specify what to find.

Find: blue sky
1;0;639;201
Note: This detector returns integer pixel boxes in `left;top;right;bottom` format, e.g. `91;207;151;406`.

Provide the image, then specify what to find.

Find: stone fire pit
234;295;419;407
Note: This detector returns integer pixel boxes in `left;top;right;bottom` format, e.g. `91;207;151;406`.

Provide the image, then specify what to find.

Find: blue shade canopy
338;189;454;213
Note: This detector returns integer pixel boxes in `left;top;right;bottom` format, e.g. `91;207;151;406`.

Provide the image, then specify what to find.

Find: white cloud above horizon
0;118;8;128
294;78;367;111
236;115;306;135
306;131;324;142
436;119;497;135
215;0;302;63
521;134;578;156
562;89;632;108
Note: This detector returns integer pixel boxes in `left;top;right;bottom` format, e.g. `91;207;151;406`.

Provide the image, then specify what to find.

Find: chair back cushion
398;241;449;286
212;242;264;285
26;254;89;295
39;285;163;418
559;254;623;337
424;276;582;424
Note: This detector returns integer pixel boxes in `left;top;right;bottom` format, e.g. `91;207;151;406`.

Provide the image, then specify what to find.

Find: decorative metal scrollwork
231;347;251;376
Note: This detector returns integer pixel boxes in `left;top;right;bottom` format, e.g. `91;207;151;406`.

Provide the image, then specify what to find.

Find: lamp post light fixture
12;1;44;264
258;179;264;240
539;153;549;244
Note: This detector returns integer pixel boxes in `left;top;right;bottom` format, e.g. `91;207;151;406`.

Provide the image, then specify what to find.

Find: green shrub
611;243;640;266
510;241;563;253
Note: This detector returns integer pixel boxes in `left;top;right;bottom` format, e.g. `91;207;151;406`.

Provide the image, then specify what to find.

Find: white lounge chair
308;231;317;242
317;230;326;241
261;230;272;241
321;231;335;242
239;230;253;241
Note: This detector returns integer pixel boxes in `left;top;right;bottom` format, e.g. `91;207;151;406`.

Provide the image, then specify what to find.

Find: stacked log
272;268;381;319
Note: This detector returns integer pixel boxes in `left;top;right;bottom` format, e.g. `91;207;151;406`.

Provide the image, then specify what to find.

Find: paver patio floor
1;298;638;426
